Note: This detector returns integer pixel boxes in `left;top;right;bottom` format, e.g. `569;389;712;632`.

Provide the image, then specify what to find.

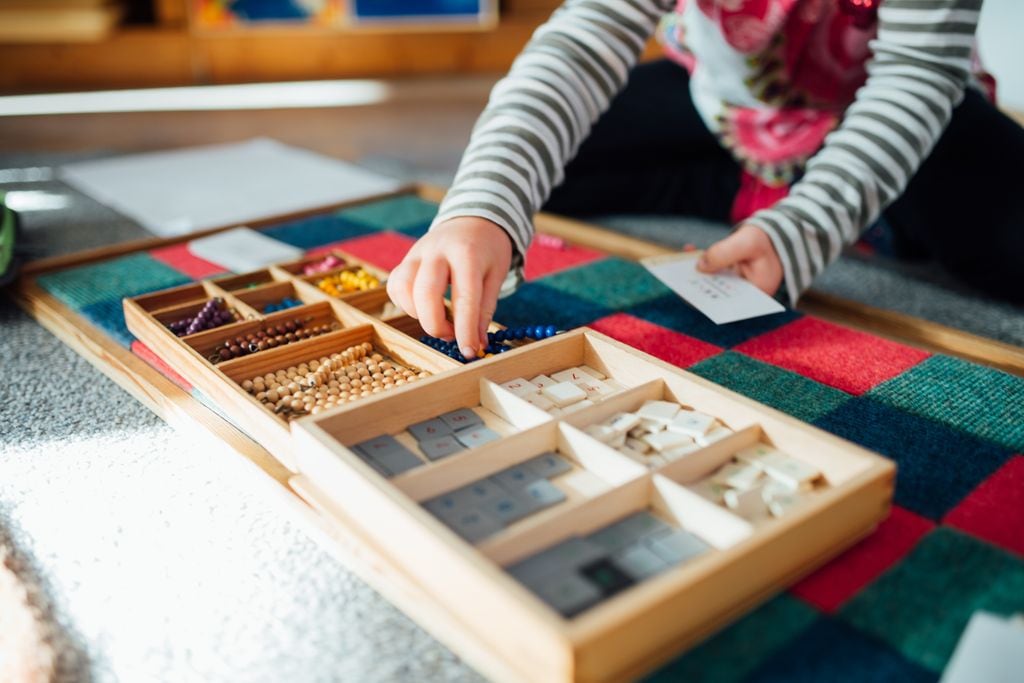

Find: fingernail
460;345;476;359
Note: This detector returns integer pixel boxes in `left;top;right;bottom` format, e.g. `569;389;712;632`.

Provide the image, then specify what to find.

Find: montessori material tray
122;244;894;682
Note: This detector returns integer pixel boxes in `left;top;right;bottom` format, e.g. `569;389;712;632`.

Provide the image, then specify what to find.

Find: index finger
450;257;484;359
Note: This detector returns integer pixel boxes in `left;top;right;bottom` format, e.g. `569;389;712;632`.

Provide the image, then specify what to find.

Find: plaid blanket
36;193;1024;682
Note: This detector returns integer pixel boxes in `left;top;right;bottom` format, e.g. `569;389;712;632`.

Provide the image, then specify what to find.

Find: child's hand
387;216;513;359
697;224;783;296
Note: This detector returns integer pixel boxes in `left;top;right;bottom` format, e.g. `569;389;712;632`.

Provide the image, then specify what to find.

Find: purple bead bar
167;298;237;337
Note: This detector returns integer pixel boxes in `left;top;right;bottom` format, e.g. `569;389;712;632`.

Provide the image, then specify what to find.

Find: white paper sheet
641;251;785;325
941;612;1024;683
58;138;404;237
187;227;303;274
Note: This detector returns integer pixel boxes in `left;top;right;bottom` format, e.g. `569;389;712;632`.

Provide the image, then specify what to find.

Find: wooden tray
121;244;895;681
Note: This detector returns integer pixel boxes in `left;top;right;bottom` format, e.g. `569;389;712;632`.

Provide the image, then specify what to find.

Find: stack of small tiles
32;192;1024;681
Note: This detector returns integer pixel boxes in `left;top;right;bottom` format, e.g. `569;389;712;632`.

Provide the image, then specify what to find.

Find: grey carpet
1;154;483;682
0;296;483;683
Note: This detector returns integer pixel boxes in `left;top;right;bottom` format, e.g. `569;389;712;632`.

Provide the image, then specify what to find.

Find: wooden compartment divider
288;327;894;681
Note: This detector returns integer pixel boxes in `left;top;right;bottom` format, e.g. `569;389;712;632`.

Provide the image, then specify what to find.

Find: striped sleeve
746;0;982;305
430;0;675;281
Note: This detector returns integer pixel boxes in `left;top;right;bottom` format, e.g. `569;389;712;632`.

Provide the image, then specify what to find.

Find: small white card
187;227;302;274
941;611;1024;683
641;251;785;325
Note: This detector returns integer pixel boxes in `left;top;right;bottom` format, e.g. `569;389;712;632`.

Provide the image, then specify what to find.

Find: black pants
544;60;1024;303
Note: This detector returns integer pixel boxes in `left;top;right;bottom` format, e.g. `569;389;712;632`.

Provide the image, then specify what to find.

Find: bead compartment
149;294;255;339
214;322;452;428
275;250;358;277
239;341;429;420
231;280;319;315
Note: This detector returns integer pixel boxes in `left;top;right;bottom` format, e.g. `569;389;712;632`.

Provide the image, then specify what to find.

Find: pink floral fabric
661;0;880;218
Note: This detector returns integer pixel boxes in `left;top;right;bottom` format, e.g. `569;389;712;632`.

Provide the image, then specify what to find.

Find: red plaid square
734;317;929;395
790;505;934;612
308;231;415;272
944;455;1024;557
588;313;722;368
149;243;226;280
524;236;604;281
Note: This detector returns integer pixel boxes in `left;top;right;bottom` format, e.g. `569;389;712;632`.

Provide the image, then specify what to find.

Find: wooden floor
0;77;496;168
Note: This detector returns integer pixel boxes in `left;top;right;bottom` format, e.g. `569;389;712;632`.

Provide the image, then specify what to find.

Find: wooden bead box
123;251;895;683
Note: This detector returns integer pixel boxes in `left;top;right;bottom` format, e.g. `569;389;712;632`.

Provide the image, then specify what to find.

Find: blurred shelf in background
0;0;124;43
0;0;659;92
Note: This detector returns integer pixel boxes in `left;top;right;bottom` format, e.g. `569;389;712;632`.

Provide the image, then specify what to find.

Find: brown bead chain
209;316;341;363
239;342;431;420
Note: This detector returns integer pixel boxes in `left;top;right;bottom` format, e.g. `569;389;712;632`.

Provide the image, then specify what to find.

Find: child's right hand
387;216;513;359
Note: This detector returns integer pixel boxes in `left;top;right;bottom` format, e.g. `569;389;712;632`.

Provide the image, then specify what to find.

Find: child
387;0;1022;358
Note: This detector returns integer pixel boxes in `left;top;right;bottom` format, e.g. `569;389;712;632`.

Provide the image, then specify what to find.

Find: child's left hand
697;224;783;296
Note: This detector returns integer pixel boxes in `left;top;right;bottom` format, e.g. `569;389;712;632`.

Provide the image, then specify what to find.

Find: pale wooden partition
290;330;894;682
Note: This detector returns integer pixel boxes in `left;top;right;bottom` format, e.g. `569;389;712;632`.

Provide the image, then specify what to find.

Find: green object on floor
0;192;22;287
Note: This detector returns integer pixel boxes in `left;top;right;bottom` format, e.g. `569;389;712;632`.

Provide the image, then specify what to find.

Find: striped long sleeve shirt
430;0;982;304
